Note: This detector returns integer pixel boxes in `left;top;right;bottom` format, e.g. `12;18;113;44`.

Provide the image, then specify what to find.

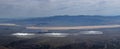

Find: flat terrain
26;25;120;30
0;24;120;49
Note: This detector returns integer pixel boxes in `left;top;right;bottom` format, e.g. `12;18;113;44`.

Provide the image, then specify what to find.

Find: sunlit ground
11;31;103;38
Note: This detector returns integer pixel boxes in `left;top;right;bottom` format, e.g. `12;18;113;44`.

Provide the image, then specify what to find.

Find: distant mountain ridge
1;15;120;26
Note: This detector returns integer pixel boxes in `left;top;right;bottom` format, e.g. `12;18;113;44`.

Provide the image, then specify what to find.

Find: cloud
0;0;120;18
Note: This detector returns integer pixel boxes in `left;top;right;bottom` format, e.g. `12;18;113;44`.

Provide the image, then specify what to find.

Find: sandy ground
26;25;120;30
0;23;18;26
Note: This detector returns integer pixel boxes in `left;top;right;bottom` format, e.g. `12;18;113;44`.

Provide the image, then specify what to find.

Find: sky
0;0;120;18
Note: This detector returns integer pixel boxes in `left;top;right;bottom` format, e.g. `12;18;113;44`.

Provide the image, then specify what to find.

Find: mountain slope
2;15;120;26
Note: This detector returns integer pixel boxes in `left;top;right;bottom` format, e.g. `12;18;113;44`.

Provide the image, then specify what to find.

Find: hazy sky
0;0;120;18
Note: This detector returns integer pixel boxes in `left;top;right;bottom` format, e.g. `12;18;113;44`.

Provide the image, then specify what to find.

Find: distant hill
1;15;120;26
0;18;18;23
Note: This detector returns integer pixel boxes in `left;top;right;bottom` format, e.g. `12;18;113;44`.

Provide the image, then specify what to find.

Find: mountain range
1;15;120;26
